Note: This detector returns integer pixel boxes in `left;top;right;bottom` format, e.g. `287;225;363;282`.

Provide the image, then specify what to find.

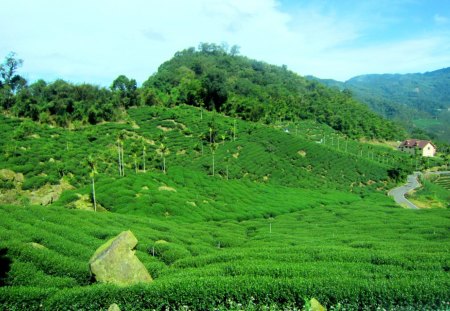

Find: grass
0;105;448;310
408;174;450;209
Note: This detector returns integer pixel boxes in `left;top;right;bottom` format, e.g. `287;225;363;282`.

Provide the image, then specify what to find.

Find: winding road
388;172;422;209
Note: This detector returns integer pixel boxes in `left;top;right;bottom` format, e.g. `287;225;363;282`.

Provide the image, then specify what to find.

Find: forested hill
141;44;404;140
346;67;450;116
0;46;404;140
307;67;450;143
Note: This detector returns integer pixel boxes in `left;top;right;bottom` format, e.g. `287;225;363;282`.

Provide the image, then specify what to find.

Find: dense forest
0;45;405;140
308;68;450;143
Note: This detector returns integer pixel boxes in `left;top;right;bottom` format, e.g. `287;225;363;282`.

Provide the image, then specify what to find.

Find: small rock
309;298;326;311
108;303;121;311
89;230;152;286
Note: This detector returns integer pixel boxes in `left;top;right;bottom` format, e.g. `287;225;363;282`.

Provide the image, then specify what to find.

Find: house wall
422;143;436;157
398;143;436;157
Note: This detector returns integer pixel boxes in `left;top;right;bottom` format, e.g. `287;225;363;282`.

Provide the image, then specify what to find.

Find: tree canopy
0;48;406;140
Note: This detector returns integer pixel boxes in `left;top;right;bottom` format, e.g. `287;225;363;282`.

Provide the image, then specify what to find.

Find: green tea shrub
150;241;191;265
0;287;56;311
21;176;48;190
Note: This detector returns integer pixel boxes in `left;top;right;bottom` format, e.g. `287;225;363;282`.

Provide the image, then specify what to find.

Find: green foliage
142;46;404;140
309;68;450;143
0;75;447;309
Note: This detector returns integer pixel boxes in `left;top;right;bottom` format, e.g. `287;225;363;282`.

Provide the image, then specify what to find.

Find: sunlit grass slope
0;105;448;310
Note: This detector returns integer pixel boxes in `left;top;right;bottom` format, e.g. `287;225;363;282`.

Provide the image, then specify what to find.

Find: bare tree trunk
212;152;215;176
163;157;166;174
142;149;146;173
92;176;97;212
117;142;122;176
121;144;125;176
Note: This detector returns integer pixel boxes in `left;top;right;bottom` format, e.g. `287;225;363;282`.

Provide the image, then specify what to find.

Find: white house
398;139;436;157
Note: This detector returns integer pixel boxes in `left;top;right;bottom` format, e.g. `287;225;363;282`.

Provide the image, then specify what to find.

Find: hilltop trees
141;45;404;140
111;75;138;108
0;52;26;109
0;48;406;141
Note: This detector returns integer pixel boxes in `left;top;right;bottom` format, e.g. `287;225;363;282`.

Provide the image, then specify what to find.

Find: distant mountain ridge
307;67;450;144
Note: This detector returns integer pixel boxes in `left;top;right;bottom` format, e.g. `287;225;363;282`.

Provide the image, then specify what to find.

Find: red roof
399;139;435;149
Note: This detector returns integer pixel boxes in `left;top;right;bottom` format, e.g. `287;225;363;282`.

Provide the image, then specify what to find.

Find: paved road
388;172;422;209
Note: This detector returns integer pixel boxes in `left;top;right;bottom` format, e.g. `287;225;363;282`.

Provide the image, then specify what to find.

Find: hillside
141;44;404;140
0;105;448;310
0;48;448;310
307;67;450;143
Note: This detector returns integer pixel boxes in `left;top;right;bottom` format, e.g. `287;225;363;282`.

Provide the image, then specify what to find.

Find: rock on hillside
89;230;152;286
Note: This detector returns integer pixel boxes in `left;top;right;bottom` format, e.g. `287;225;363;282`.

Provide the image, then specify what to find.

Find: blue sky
1;0;449;86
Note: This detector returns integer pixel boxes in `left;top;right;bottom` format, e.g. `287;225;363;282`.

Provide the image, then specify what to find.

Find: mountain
307;67;450;143
141;44;404;140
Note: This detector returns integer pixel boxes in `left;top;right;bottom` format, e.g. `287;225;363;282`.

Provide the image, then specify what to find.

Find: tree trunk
92;176;97;212
212;153;215;176
117;142;122;176
121;145;125;176
142;149;146;173
163;157;166;174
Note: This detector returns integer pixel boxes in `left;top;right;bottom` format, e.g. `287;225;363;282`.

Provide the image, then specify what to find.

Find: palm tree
87;155;97;212
210;142;218;176
197;133;205;155
116;131;126;177
142;141;147;173
132;152;138;173
156;143;170;174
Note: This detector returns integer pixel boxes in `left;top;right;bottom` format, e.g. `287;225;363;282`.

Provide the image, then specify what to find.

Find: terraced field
0;106;448;310
434;173;450;190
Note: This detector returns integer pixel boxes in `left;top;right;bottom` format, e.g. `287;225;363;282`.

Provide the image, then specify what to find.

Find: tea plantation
0;105;449;310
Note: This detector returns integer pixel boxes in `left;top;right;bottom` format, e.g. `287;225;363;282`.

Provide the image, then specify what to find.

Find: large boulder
89;230;152;285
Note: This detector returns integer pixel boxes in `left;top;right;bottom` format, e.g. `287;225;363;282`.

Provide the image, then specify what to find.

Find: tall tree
0;52;26;109
87;155;98;212
210;142;218;176
111;75;138;108
156;143;170;174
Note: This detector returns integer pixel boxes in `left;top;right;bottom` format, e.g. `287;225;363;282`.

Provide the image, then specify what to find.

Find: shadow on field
0;248;12;286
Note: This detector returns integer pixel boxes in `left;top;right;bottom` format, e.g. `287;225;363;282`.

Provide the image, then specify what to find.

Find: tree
0;52;25;109
111;75;138;108
116;131;126;177
156;143;170;174
87;155;98;212
230;45;240;56
0;52;24;92
141;139;147;173
210;142;218;176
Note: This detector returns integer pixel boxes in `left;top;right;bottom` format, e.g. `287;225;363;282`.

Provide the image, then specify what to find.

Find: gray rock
89;230;152;286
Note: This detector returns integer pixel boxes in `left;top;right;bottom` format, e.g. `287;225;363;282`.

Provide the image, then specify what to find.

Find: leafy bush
21;176;48;190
